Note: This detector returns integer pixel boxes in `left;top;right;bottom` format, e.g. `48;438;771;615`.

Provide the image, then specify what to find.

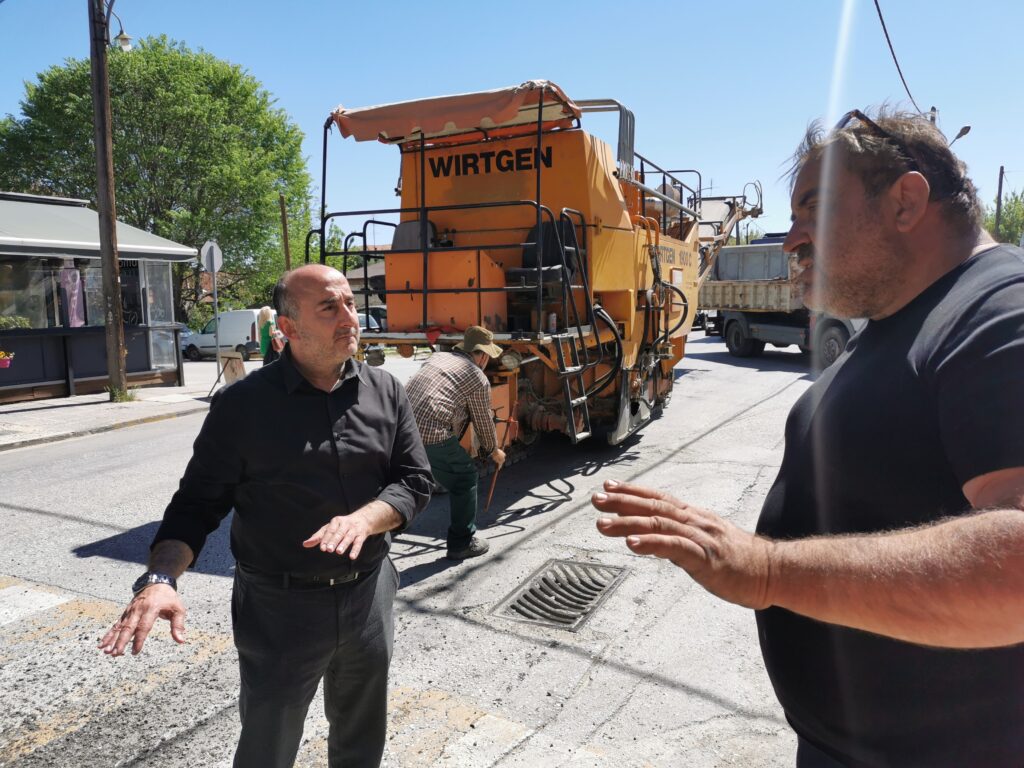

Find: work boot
446;536;489;561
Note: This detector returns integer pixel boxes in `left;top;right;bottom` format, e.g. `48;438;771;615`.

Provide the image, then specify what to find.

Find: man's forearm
352;499;404;535
767;508;1024;648
148;540;195;579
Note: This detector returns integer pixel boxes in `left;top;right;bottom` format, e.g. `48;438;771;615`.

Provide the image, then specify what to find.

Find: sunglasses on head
833;109;922;173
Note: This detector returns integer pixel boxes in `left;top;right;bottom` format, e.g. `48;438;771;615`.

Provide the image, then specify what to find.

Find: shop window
83;265;106;326
0;260;59;329
144;261;174;324
150;329;177;369
120;261;143;326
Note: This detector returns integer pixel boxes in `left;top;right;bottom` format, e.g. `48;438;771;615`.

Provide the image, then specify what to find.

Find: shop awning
331;80;580;145
0;192;197;261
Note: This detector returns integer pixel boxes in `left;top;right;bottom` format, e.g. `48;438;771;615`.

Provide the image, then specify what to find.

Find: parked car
179;327;196;356
182;309;262;361
358;312;381;332
366;305;387;332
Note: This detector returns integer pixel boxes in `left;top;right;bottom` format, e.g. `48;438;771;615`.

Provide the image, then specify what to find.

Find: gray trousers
231;558;399;768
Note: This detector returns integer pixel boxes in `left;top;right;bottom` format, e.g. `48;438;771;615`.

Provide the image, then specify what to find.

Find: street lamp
109;6;132;51
87;0;129;399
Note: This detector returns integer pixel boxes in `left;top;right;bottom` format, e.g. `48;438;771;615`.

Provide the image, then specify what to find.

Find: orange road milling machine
308;80;761;456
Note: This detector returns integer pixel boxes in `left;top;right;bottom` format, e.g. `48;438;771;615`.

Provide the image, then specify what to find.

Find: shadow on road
394;431;641;589
72;513;235;576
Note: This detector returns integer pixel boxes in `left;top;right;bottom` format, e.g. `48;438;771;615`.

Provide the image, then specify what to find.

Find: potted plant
0;351;13;368
0;316;30;330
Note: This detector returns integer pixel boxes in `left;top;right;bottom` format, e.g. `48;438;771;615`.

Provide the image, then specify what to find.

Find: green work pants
425;436;478;548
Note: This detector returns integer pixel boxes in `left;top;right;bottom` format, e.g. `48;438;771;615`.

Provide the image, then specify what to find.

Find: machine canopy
330;80;580;145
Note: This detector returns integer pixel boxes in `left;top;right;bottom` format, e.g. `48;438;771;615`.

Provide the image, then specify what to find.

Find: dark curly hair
790;109;982;236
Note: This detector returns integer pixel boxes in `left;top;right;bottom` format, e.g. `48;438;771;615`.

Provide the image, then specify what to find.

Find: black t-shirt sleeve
931;281;1024;486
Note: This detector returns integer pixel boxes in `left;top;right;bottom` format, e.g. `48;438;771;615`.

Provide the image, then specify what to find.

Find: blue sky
2;0;1022;238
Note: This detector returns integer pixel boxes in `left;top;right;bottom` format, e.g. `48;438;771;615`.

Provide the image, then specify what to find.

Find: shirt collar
280;346;367;394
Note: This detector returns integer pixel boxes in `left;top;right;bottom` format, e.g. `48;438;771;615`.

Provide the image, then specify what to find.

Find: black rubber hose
663;282;690;338
587;305;624;398
639;288;653;352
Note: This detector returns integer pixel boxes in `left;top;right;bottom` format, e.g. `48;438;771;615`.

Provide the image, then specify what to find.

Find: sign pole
201;240;224;392
212;268;221;383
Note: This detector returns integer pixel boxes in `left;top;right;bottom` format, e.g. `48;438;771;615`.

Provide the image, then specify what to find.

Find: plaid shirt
406;350;497;454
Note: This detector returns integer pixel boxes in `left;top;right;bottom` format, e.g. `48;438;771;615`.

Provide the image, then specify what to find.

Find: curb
0;403;210;453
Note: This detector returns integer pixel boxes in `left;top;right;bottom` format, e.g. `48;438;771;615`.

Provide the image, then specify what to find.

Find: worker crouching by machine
406;326;506;560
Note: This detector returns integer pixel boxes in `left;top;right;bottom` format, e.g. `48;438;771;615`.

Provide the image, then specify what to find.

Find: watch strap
132;571;177;596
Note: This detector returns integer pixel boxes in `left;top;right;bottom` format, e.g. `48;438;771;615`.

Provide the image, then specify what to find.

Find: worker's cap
456;325;502;358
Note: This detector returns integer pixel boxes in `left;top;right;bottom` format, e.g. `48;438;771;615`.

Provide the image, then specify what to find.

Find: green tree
742;224;766;244
984;189;1024;247
0;36;312;322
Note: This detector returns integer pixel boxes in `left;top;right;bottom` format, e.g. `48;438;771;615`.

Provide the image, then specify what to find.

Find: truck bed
699;243;804;312
699;279;803;312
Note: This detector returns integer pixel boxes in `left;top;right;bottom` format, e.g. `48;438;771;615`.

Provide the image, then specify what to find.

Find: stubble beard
293;327;359;374
803;233;905;320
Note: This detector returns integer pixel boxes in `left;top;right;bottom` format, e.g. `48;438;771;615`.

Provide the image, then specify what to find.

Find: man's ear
889;171;931;233
277;314;297;339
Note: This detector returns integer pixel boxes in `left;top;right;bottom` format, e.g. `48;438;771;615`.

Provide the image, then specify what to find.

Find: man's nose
783;221;808;255
341;304;358;326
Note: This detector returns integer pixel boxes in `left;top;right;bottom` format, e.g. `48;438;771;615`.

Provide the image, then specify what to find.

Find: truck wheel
816;325;850;368
725;322;764;357
185;345;201;361
235;344;251;362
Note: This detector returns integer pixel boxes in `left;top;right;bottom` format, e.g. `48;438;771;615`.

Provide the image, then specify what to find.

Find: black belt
236;561;363;590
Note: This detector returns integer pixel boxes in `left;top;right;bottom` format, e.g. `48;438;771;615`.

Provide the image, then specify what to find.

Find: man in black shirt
99;264;432;767
593;110;1024;766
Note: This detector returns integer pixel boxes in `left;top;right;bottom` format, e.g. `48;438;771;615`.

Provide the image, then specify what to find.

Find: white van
183;309;263;361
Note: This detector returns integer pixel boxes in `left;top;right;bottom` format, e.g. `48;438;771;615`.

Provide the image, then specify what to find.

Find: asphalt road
0;334;815;767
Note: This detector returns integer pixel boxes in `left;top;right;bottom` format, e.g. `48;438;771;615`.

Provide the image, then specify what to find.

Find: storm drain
492;559;626;631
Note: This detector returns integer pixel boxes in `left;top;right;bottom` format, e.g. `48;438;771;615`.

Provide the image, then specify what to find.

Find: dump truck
308;80;761;452
701;238;858;367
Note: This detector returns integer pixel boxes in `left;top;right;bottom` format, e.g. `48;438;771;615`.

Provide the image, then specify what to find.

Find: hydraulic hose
587;305;624;398
662;282;690;339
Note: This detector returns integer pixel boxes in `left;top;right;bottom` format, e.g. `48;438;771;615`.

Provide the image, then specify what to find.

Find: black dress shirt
153;348;432;577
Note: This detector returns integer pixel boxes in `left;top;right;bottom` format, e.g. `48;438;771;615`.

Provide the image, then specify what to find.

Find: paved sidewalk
0;359;262;452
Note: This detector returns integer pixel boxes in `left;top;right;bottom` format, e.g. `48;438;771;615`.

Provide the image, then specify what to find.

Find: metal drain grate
493;559;626;631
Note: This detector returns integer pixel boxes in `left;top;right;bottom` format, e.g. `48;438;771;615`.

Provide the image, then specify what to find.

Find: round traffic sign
201;240;223;273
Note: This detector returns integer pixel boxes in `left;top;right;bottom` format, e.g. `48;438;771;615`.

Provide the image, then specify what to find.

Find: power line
873;0;923;114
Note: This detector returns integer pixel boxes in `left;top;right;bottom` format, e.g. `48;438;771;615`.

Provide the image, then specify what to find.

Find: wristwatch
131;571;177;596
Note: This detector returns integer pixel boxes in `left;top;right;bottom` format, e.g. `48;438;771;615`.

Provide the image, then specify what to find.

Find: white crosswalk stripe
0;584;71;626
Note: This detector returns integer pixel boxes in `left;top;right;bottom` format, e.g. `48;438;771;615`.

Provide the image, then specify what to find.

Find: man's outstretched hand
593;479;775;610
98;585;187;657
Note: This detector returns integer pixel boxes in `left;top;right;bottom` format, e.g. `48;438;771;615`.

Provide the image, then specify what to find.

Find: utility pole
995;166;1005;242
88;0;127;399
279;193;292;270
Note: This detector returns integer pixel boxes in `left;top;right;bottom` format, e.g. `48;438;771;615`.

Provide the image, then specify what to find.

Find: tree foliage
0;36;312;322
984;189;1024;247
742;224;766;244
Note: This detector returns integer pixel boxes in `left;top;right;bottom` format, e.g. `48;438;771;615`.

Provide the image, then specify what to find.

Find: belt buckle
322;572;358;587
